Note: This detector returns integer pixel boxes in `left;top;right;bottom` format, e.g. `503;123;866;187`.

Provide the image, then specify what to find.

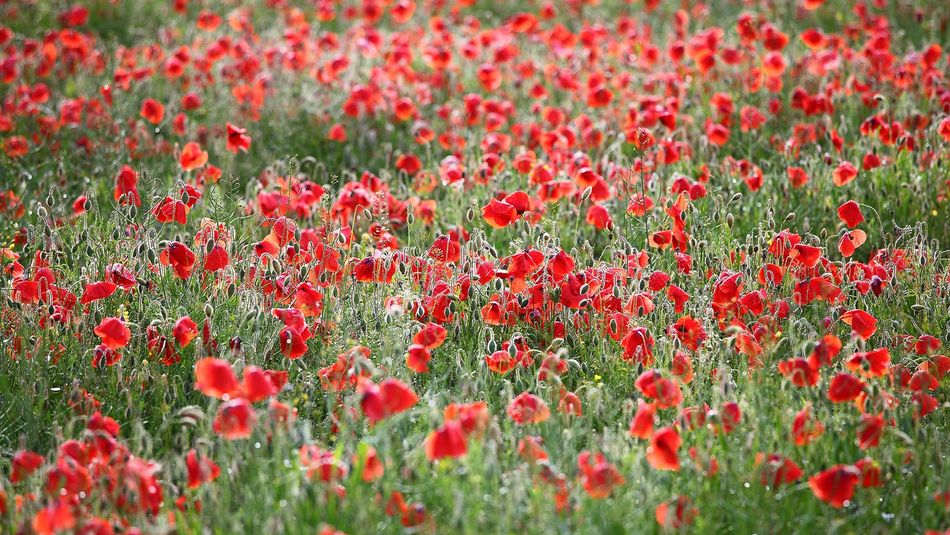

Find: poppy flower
841;309;877;340
80;281;117;304
406;344;431;373
671;351;694;383
808;334;843;368
354;446;384;482
11;450;44;483
114;165;141;206
413;322;447;349
845;348;890;378
670;316;706;350
790;244;823;268
585;203;613;230
629;400;656;439
424;420;468;461
204;245;230;271
778;358;819;387
279;326;308;359
160;241;197;279
758;453;803;488
577;451;625;498
212;398;256;440
635;370;683;409
787;166;809;188
31;499;76;535
173;316;199;347
838;230;867;257
94;316;131;349
647;427;681;471
832;161;858;186
194;357;240;399
360;378;418;424
792;404;825;446
856;413;885;450
152;196;189;224
809;465;860;508
507;392;550;425
240;366;280;402
140;98;165;125
828;373;866;402
482;198;518;229
180;142;209;171
517;436;548;463
854;458;882;488
621;327;655;364
186;449;220;489
299;445;348;483
225;122;251;153
837;201;864;228
655;495;698;529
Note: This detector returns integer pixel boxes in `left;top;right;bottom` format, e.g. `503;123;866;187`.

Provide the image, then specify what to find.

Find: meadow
0;0;949;533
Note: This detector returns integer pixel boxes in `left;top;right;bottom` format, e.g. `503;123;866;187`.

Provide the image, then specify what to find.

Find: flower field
1;0;949;533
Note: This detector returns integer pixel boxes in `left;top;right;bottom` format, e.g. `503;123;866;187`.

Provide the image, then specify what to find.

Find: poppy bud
726;213;734;228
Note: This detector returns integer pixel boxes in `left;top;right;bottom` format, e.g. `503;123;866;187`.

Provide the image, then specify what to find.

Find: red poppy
239;366;280;402
225;122;251;153
279;326;308;359
152;196;189;225
360;378;418;424
854;458;882;488
186;449;220;489
845;348;890;378
635;370;683;409
629;400;656;439
828;373;866;402
655;495;698;529
413;322;447;349
114;165;141;206
213;398;256;439
482;198;519;229
838;230;867;257
140;98;165;125
856;413;885;450
792;404;825;446
194;357;240;399
11;450;44;483
577;451;625;498
670;316;707;350
841;309;877;340
180;142;209;171
424;421;468;461
94;316;131;349
80;281;117;304
507;392;550;425
758;453;803;488
173;316;199;347
832;162;858;186
809;465;860;508
406;344;431;373
837;201;864;228
647;427;681;471
778;358;819;387
160;241;197;279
